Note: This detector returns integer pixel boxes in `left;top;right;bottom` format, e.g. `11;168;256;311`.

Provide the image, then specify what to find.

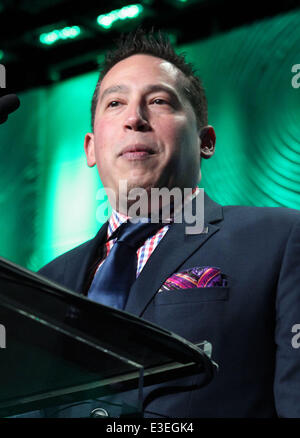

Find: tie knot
111;220;166;250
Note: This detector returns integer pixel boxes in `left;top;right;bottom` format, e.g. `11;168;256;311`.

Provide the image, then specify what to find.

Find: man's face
84;54;203;209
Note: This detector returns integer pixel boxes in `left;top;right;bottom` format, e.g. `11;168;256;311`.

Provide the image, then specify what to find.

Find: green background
0;9;299;271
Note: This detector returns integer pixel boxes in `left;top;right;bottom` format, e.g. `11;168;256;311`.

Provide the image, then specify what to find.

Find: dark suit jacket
37;194;300;418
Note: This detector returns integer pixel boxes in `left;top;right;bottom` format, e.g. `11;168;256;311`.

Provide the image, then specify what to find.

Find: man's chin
126;181;154;192
115;182;182;219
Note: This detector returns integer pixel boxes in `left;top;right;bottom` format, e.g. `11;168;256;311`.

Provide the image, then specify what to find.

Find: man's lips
119;144;156;160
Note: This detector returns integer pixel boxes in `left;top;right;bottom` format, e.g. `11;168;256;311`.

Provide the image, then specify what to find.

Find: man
38;30;300;418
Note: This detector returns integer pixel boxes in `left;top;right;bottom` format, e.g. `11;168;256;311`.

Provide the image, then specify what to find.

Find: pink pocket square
159;267;226;292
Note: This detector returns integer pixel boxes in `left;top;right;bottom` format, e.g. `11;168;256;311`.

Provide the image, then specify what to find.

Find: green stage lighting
97;4;144;30
39;26;81;45
168;0;200;6
0;50;4;61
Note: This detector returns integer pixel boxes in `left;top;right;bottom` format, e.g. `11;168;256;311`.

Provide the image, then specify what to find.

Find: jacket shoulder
37;238;95;285
223;204;300;229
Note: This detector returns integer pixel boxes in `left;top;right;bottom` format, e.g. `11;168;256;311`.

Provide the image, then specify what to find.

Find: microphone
0;94;20;124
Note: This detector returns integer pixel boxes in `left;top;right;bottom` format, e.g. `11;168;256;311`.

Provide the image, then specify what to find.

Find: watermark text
291;324;300;349
291;64;300;88
0;324;6;348
0;64;6;88
96;181;205;234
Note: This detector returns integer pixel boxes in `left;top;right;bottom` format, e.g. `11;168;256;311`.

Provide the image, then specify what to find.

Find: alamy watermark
0;324;6;348
291;64;300;88
0;64;6;88
291;324;300;349
96;181;205;234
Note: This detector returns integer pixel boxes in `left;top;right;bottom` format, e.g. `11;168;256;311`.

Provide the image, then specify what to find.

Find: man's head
84;30;216;212
91;30;209;131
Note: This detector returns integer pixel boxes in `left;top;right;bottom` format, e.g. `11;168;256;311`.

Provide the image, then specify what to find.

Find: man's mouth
119;145;156;160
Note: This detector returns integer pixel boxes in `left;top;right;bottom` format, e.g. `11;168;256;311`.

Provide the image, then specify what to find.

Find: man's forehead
102;54;182;84
99;54;186;98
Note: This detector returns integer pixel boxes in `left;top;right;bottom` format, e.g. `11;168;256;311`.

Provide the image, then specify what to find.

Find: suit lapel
64;222;108;293
125;193;223;316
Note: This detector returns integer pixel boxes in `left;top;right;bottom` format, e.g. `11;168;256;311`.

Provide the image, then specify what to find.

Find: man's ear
200;125;216;159
84;132;96;167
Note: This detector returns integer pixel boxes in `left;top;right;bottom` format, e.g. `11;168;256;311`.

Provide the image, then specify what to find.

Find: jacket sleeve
274;217;300;417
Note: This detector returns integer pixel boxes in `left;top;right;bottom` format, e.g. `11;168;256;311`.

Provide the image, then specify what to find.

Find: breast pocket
147;287;230;343
153;287;229;305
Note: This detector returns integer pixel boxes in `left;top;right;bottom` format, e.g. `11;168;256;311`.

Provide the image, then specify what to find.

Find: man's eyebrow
99;84;180;102
143;84;180;101
99;85;130;102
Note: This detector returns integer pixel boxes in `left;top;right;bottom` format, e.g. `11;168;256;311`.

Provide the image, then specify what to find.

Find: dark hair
91;29;208;130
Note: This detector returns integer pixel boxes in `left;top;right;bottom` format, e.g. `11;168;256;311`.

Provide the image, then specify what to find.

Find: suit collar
65;222;108;293
203;192;223;224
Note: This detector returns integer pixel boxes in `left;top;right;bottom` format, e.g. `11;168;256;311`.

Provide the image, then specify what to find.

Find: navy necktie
87;220;165;309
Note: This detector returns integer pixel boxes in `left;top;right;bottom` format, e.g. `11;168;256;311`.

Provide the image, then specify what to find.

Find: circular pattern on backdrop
184;9;300;208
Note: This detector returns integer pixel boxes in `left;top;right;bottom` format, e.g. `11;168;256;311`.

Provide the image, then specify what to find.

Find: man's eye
107;101;120;108
151;98;168;105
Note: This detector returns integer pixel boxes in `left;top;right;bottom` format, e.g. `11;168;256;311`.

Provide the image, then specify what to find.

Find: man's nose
124;104;150;132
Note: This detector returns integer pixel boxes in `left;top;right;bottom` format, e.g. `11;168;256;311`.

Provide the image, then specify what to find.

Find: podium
0;257;218;418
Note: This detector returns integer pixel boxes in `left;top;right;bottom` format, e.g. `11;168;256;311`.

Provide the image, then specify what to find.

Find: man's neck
111;187;200;223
